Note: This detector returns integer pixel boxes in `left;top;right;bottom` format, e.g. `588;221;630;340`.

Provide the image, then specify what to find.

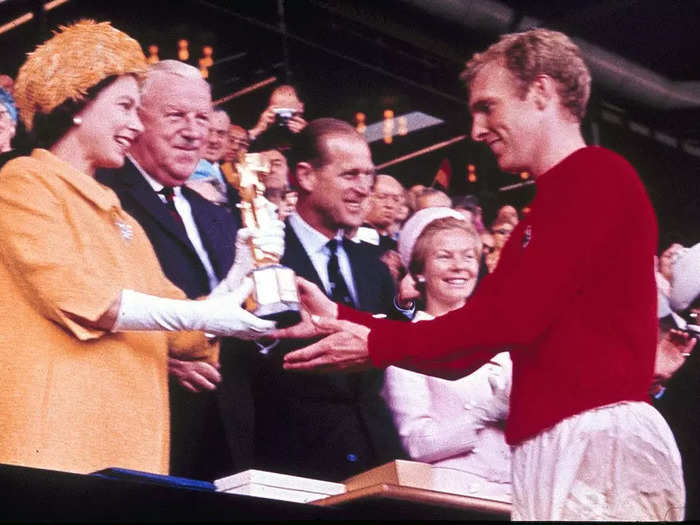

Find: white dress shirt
128;155;219;292
287;212;359;306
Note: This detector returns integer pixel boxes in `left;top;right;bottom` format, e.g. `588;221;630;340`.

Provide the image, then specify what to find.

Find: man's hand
168;357;222;393
653;328;696;386
249;106;276;141
283;317;372;372
287;114;307;134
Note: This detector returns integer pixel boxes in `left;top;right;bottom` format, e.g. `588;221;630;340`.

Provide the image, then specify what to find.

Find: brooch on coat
115;219;133;242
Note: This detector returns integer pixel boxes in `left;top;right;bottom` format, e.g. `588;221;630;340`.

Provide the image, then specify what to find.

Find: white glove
113;278;275;339
209;220;286;297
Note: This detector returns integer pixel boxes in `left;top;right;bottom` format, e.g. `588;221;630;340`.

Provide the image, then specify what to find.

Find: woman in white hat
381;207;513;503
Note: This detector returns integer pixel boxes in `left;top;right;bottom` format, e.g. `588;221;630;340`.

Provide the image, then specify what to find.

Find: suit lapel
281;222;324;290
119;160;194;248
185;187;235;280
344;240;369;309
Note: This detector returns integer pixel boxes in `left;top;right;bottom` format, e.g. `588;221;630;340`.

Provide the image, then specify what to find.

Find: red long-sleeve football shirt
341;147;658;445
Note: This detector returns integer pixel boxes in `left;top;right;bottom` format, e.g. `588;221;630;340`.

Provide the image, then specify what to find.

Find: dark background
1;0;699;249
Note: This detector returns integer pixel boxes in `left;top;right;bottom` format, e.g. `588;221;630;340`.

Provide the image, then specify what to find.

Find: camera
273;107;296;127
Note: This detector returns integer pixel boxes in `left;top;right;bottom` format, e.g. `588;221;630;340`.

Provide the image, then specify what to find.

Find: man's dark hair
287;117;361;169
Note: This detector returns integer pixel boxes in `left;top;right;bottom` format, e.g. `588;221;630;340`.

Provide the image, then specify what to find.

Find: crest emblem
522;225;532;248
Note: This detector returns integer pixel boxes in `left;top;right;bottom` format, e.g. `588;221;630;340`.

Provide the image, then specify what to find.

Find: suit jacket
250;222;407;481
97;160;240;480
97;159;238;299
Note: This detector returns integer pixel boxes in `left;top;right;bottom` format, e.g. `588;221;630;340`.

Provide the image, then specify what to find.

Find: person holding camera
247;85;307;152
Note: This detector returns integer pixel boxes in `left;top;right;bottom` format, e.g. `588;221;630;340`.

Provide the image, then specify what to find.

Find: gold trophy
236;153;301;328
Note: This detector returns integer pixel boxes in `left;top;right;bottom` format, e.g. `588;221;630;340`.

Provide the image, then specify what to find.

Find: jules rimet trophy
236;153;301;328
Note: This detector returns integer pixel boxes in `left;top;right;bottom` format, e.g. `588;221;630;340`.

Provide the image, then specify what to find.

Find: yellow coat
0;149;216;475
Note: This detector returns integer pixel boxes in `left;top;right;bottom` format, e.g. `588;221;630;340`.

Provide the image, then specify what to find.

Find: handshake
114;220;288;339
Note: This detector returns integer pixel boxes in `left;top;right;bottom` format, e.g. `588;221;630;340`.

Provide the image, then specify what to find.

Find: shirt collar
128;154;182;197
288;212;341;255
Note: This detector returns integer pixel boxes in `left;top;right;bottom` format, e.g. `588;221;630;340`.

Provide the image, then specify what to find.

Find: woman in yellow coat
0;21;278;475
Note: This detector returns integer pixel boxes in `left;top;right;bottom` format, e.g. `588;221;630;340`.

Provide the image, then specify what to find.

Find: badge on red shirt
522;225;532;248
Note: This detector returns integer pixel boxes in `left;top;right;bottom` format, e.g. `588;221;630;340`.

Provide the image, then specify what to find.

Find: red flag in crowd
432;158;451;190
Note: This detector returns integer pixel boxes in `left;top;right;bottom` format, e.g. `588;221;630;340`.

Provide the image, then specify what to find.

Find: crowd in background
0;20;698;522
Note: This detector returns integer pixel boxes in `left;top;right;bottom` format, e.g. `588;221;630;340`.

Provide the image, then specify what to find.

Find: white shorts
511;401;685;521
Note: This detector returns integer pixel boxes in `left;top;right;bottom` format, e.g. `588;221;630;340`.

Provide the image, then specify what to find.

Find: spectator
383;207;512;502
0;20;273;476
362;174;404;252
415;187;452;210
216;124;251;211
393;188;411;233
452;194;479;226
406;183;426;212
650;314;696;399
224;123;250;164
0;74;13;95
259;148;289;188
656;243;687;317
495;204;519;227
260;148;296;221
456;196;495;279
186;107;231;205
0;87;17;153
655;242;700;519
264;186;297;221
252;117;407;481
670;242;700;313
248;84;307;152
484;220;514;273
97;59;284;480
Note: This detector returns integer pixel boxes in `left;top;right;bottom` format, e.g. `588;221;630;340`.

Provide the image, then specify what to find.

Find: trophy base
250;264;302;329
258;306;302;329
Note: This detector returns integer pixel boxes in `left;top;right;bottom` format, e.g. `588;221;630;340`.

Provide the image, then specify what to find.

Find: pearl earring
416;275;426;284
72;116;83;126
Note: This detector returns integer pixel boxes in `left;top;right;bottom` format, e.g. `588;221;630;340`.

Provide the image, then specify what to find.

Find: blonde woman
381;207;512;502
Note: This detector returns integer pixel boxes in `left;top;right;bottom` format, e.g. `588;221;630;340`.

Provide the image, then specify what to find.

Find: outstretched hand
268;277;338;340
282;316;372;373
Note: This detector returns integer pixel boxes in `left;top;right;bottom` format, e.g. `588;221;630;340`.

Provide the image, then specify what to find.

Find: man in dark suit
248;118;407;481
97;60;240;481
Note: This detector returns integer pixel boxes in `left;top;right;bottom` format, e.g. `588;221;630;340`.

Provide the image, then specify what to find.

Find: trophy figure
236;153;301;328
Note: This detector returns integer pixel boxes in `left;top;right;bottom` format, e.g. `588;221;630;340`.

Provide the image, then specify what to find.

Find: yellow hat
14;20;147;131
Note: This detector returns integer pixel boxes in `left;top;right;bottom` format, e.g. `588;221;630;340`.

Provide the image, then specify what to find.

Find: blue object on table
91;467;216;492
